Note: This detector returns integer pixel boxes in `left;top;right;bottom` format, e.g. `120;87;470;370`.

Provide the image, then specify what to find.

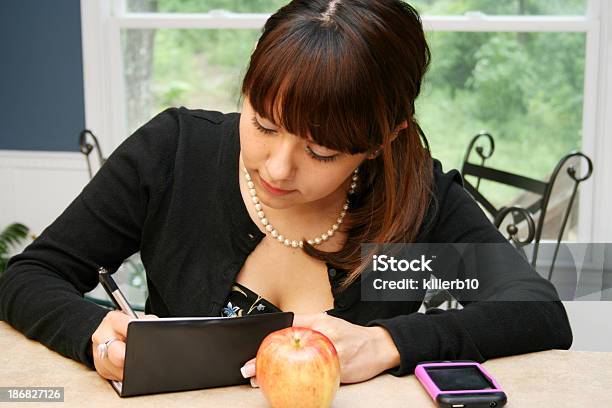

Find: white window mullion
115;12;593;33
578;2;600;243
80;0;115;156
114;0;127;16
115;12;269;29
106;16;128;155
587;0;601;19
585;0;612;242
423;15;592;32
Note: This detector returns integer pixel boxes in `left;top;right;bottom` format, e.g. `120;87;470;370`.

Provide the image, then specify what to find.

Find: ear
390;120;409;142
367;148;381;160
367;121;410;160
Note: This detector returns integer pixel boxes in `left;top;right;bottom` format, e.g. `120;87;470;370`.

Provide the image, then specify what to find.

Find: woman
0;0;571;387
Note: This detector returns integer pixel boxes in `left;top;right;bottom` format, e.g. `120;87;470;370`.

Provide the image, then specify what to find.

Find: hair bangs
242;20;381;155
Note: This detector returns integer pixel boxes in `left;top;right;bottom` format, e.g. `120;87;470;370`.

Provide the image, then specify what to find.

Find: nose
265;135;298;183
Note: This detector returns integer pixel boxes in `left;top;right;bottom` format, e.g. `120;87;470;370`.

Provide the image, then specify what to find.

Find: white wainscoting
564;301;612;352
0;150;91;238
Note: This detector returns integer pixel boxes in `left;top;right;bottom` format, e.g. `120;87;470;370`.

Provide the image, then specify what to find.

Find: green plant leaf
0;223;30;275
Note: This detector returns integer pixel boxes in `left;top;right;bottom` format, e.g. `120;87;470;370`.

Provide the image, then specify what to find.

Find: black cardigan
0;107;572;375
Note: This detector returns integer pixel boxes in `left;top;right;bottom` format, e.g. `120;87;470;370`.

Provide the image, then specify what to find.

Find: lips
259;175;295;196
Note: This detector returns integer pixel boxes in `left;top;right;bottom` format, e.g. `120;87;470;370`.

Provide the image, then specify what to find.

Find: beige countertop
1;321;610;407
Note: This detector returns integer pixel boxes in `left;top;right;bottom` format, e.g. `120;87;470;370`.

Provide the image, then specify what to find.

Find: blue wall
0;0;85;152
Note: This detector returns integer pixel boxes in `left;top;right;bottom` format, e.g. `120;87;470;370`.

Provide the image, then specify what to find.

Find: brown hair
240;0;435;292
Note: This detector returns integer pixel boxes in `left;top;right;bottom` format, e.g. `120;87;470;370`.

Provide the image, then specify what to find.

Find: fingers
292;312;326;328
92;339;124;381
94;310;133;341
240;358;258;388
92;311;133;381
107;339;126;367
92;312;126;346
104;359;124;382
113;311;136;338
240;358;256;378
135;311;159;319
92;312;160;382
103;341;125;381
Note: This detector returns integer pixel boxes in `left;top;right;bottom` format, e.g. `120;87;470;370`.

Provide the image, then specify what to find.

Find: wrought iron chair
461;132;593;280
423;132;593;311
79;129;106;179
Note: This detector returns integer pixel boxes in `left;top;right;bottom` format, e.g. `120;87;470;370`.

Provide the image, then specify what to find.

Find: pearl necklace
243;167;359;248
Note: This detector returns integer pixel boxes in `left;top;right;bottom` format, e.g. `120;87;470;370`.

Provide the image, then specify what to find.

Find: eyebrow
255;113;280;128
255;112;330;147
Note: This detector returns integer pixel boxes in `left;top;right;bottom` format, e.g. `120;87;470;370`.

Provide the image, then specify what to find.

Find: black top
0;107;572;376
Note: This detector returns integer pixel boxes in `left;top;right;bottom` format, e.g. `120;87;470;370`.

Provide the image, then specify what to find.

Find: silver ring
97;337;119;360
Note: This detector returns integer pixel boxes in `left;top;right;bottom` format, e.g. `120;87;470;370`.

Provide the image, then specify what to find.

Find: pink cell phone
414;361;507;408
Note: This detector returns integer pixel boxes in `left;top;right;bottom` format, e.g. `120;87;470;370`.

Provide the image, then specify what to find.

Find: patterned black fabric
221;282;282;317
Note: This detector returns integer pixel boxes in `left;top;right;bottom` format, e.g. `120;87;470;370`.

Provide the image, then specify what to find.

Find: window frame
80;0;611;243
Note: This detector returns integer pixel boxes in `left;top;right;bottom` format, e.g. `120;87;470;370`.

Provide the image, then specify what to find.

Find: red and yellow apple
255;327;341;408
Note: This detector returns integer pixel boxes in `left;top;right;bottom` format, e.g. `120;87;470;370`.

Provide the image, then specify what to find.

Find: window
82;0;608;242
126;0;587;15
408;0;587;15
121;28;260;135
420;31;585;222
127;0;290;14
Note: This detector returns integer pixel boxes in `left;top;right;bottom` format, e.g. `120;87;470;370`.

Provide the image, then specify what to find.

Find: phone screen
425;365;495;391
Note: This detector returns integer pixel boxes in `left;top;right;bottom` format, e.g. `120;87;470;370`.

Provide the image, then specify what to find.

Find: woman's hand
91;311;158;381
240;312;400;386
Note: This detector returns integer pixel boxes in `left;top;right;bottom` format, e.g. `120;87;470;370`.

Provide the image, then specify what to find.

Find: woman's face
239;98;367;211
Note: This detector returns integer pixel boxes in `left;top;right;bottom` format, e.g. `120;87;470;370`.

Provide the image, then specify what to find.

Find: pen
98;267;139;319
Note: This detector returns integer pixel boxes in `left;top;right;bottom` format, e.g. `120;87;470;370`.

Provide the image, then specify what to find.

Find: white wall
564;302;612;352
0;150;89;236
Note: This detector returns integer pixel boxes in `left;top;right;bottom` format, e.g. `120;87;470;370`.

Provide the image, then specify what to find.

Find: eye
251;116;276;135
305;146;339;163
251;115;338;163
